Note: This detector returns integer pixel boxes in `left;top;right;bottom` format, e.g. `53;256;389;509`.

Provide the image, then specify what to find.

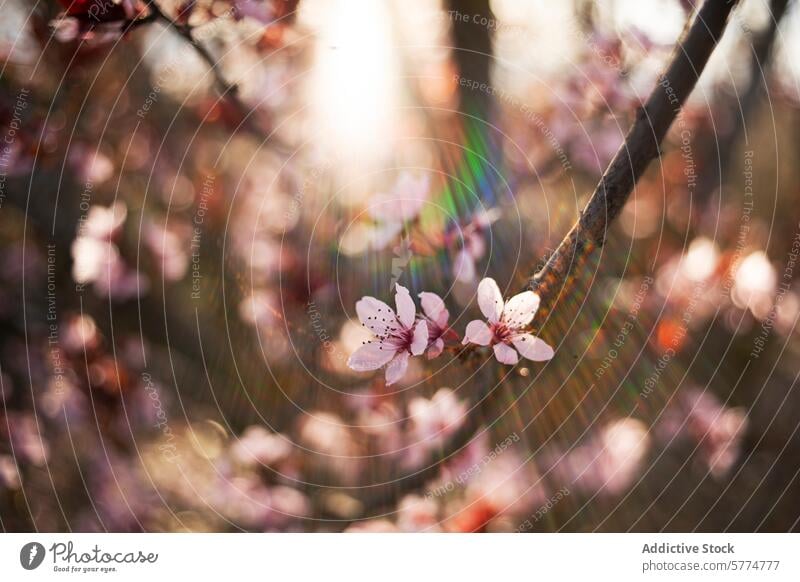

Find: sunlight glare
309;0;399;173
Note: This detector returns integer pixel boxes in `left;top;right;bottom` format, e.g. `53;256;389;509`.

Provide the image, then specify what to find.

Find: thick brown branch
531;0;740;319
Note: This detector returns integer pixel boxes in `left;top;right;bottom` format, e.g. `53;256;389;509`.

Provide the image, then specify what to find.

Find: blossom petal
385;351;410;385
410;320;429;356
462;320;492;346
419;292;449;328
348;341;396;371
502;290;539;329
395;284;416;328
356;297;397;337
427;338;445;359
453;249;476;283
512;334;554;362
477;277;504;323
493;342;519;365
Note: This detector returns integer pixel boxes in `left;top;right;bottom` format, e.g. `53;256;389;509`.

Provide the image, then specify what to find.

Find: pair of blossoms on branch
347;278;555;385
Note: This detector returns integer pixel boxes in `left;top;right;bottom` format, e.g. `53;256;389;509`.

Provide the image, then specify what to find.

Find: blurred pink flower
397;494;441;532
405;388;467;466
68;143;114;185
347;284;428;385
541;418;650;498
657;388;748;478
83;202;127;240
0;455;20;490
231;426;292;467
297;411;362;483
465;447;546;521
462;278;554;365
350;396;404;457
732;251;777;320
239;290;280;327
367;173;430;224
71;203;148;300
61;314;101;356
2;413;49;466
144;221;189;281
232;0;278;24
345;519;399;532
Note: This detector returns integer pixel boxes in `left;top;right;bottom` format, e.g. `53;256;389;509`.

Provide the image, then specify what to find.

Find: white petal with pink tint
493;343;519;365
463;320;492;346
394;284;416;328
410;320;429;356
385;352;410;385
348;341;396;371
502;291;539;328
477;277;504;323
356;297;396;336
512;334;554;362
419;292;449;328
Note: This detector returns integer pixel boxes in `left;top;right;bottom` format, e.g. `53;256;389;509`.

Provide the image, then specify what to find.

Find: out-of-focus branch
530;0;740;322
143;2;245;111
695;0;790;207
736;0;789;118
137;0;290;147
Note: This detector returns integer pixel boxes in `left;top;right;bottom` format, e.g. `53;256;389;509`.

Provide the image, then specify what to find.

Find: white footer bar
1;533;798;581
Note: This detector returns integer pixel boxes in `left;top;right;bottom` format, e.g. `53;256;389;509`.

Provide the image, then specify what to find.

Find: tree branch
144;2;243;106
136;0;291;147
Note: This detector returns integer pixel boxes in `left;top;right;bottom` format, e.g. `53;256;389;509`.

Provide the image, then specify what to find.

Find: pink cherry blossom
418;291;453;358
347;284;428;385
462;278;554;365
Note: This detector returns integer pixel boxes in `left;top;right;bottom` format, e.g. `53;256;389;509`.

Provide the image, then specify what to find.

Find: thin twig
135;0;293;149
144;1;241;101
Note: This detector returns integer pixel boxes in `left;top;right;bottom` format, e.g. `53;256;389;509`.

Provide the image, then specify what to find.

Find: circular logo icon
20;542;46;570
